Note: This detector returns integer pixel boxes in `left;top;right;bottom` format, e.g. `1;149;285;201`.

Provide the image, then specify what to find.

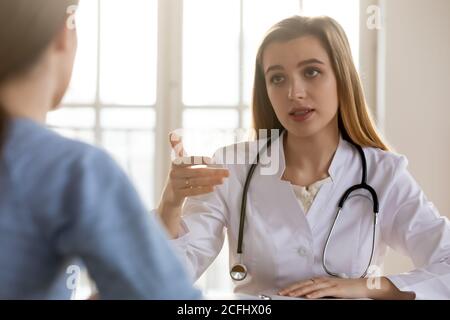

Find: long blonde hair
252;15;389;151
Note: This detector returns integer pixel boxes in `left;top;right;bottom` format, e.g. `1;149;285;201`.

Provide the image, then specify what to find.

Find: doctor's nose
287;81;307;100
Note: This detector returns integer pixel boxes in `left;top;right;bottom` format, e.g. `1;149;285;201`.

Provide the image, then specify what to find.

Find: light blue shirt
0;117;201;299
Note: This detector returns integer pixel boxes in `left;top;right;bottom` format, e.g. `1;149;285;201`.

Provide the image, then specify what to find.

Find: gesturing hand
161;132;229;208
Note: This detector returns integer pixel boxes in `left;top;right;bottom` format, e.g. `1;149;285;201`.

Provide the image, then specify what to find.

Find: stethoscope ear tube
338;183;379;213
339;143;379;213
233;134;277;281
327;144;379;278
236;162;258;255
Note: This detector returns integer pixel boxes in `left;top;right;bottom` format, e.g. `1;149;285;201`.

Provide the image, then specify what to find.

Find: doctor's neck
283;120;339;185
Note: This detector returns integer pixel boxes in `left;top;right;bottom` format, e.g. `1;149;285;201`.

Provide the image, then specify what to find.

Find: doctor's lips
288;106;315;122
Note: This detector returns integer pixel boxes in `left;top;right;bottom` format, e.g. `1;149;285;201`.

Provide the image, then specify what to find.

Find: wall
380;0;450;274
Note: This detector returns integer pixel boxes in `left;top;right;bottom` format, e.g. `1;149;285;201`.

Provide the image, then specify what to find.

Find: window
48;0;157;209
50;0;361;298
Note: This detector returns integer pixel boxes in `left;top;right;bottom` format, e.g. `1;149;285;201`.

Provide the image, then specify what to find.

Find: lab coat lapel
247;134;353;246
249;132;313;244
304;137;353;234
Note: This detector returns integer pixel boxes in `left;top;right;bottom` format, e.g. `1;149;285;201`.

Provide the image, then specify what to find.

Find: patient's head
0;0;79;145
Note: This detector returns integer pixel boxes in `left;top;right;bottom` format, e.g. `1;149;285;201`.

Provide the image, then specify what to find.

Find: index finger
278;279;314;295
169;132;187;158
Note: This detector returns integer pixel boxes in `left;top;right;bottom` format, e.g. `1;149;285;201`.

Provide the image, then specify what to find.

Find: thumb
169;132;187;158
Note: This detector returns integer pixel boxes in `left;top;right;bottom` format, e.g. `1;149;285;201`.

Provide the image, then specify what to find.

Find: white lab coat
171;133;450;299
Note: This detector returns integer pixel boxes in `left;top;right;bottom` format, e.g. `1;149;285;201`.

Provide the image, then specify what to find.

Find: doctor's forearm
367;277;415;300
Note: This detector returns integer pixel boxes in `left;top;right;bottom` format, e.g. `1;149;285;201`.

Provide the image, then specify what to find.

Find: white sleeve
170;182;229;282
381;156;450;299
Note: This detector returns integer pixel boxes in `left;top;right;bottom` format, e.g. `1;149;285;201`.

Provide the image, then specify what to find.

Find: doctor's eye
269;74;285;85
304;67;321;79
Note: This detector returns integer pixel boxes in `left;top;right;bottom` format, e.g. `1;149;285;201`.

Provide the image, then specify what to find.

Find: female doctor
157;16;450;299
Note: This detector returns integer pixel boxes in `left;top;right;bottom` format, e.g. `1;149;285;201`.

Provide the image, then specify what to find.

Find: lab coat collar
258;131;352;183
327;135;353;183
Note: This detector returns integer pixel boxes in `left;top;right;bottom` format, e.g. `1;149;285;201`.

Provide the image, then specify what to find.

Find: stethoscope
229;132;379;281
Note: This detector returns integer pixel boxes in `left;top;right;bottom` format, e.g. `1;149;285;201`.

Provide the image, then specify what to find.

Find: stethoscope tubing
231;133;379;281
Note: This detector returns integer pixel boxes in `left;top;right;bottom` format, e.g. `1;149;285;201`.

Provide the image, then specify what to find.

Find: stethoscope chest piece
230;263;247;281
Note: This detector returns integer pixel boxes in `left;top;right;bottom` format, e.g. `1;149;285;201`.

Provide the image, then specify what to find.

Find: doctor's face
262;35;339;138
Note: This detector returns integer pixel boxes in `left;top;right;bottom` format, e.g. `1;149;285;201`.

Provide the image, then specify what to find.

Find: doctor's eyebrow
265;58;325;75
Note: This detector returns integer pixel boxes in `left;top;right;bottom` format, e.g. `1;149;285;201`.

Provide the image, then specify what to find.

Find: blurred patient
0;0;201;299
